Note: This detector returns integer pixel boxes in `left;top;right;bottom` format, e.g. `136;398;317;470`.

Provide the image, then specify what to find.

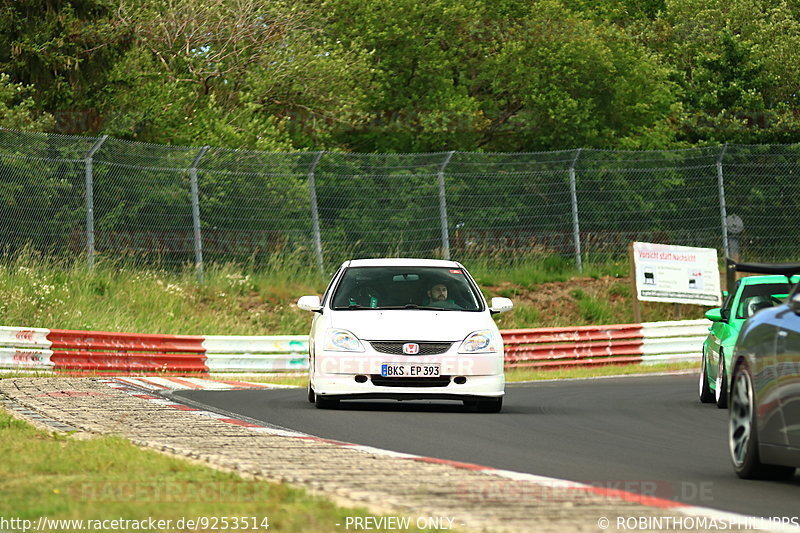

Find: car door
775;293;800;449
707;283;739;379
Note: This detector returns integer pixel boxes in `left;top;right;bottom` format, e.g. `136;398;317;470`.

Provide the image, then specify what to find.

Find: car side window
734;281;792;319
740;296;773;318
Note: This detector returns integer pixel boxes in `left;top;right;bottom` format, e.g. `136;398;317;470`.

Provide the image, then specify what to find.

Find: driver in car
426;283;462;309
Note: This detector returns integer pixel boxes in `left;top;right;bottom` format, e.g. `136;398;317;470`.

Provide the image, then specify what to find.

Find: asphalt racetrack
173;374;800;519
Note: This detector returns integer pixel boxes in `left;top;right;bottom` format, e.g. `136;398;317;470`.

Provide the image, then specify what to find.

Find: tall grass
0;250;704;335
0;251;325;335
466;254;628;287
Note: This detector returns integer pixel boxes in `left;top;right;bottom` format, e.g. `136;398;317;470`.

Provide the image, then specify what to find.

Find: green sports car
700;271;797;408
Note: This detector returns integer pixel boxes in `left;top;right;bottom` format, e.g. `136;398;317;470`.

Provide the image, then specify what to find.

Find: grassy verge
0;409;434;533
0;252;706;335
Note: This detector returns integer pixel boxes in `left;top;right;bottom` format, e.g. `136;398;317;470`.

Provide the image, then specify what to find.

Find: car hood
329;309;493;342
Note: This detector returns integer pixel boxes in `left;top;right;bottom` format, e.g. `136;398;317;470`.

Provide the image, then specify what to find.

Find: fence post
717;143;730;259
569;148;583;272
84;135;108;269
438;151;455;260
190;146;210;283
307;151;325;276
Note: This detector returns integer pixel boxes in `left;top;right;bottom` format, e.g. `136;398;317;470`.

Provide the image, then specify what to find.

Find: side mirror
297;295;322;312
705;308;723;322
490;297;513;314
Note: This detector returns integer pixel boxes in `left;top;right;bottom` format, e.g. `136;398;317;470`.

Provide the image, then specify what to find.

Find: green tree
657;0;800;143
0;75;55;131
0;0;125;132
318;0;487;152
473;1;680;150
323;0;680;152
100;0;369;150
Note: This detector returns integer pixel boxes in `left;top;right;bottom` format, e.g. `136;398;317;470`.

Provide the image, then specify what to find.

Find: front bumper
311;351;505;400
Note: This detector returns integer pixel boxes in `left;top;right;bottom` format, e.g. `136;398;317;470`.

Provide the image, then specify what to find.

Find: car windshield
735;282;794;319
331;266;483;311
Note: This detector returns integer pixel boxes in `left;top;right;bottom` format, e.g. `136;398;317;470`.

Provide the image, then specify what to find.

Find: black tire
314;395;340;409
478;397;503;413
715;351;728;409
307;382;315;403
729;362;796;480
699;348;714;403
464;397;503;413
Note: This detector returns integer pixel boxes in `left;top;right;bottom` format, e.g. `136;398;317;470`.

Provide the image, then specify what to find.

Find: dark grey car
728;262;800;479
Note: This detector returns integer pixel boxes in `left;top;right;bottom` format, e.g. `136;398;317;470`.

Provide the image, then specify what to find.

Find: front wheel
464;397;503;413
314;395;340;409
715;352;728;409
699;348;714;403
729;362;796;479
307;381;315;403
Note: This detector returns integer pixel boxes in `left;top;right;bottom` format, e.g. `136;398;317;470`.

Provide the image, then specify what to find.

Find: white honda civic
297;258;513;412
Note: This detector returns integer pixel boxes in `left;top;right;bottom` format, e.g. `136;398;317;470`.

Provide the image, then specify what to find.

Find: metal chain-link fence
1;128;798;275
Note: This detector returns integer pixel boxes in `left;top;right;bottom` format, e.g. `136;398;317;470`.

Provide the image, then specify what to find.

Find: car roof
342;258;463;268
738;274;800;285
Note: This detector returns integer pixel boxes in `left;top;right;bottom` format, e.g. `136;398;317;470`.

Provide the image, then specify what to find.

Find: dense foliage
3;0;800;151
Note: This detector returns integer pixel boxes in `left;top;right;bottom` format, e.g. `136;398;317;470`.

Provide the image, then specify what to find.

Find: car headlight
458;329;500;354
324;329;365;352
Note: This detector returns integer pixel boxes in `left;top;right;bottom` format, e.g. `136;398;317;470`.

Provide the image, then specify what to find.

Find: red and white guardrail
0;319;709;374
502;319;709;369
0;326;308;373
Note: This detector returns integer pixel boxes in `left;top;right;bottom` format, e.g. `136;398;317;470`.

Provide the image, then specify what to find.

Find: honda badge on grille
402;343;420;355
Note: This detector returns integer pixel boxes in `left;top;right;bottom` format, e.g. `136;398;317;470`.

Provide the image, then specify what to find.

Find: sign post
630;242;722;320
629;243;642;322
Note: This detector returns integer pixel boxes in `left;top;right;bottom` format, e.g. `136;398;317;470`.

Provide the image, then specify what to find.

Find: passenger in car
349;283;380;308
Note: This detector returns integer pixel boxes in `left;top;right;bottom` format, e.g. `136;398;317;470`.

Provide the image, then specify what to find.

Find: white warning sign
632;242;722;306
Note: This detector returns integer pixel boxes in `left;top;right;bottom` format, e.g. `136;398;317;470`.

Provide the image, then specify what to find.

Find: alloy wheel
728;370;752;467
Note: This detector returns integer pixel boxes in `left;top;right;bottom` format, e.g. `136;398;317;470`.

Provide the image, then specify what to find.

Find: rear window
331;266;483;311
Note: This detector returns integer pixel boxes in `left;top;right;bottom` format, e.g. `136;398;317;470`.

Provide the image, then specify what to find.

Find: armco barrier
0;325;308;373
47;329;207;372
0;326;54;370
0;320;708;373
501;319;709;369
203;335;309;372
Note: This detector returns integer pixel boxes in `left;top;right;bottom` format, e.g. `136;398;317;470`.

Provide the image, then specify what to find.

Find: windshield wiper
377;304;457;311
332;304;370;310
